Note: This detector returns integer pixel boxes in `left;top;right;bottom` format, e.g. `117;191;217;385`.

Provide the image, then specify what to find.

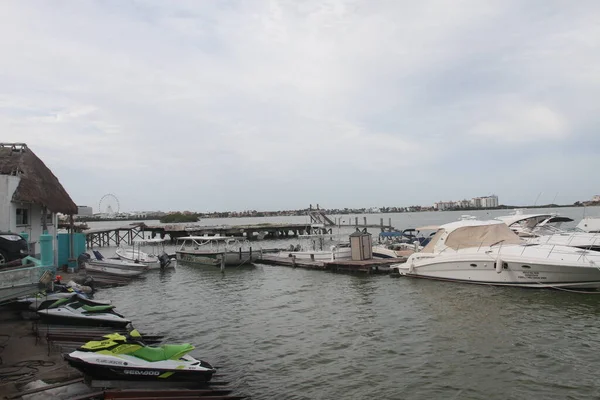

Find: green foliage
159;212;200;223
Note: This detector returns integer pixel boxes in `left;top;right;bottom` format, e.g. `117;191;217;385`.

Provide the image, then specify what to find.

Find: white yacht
391;219;600;289
496;211;600;252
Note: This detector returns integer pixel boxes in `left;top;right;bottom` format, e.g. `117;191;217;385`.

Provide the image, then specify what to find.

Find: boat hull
115;249;162;269
277;247;352;261
38;309;131;328
85;262;146;277
64;354;214;382
394;256;600;289
176;251;260;266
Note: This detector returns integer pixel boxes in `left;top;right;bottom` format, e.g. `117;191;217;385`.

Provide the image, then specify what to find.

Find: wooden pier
143;223;316;241
85;223;146;247
258;255;406;274
84;217;397;247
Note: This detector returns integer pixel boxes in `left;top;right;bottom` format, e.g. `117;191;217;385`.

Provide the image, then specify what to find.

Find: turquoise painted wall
57;233;86;268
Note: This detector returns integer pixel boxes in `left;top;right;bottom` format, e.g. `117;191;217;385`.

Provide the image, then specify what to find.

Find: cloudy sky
1;0;599;212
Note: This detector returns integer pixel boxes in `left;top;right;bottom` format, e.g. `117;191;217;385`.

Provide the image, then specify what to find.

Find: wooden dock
84;217;398;247
143;223;316;241
258;255;406;274
85;223;146;247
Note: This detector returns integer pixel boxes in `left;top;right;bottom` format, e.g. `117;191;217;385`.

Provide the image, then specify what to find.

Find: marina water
92;208;600;399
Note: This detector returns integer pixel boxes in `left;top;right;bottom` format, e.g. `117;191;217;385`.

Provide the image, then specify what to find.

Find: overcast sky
1;1;599;213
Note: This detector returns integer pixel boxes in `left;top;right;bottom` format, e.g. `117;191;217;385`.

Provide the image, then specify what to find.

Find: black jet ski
37;296;130;328
64;330;216;382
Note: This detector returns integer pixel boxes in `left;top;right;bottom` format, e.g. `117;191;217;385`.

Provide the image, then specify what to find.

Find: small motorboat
116;239;173;270
37;297;131;328
83;251;148;277
64;330;216;382
85;262;147;277
175;236;260;267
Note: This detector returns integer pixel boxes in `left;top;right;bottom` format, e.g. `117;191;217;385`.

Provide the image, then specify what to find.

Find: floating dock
258;255;406;274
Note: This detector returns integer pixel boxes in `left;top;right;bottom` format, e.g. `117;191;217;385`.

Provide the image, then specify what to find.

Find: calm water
93;207;600;399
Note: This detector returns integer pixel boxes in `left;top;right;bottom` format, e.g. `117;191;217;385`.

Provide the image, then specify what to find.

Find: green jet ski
64;330;216;382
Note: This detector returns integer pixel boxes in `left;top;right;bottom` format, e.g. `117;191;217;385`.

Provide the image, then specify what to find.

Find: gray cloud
0;0;598;211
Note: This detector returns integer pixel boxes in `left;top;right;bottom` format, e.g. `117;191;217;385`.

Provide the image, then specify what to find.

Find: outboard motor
158;253;171;270
92;250;104;260
77;253;91;269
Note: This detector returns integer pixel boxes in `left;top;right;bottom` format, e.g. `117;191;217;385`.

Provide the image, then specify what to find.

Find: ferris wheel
99;194;120;216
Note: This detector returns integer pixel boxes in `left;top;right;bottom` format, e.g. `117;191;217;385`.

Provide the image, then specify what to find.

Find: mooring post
355;217;358;226
389;217;392;228
380;218;384;231
250;247;252;260
292;255;296;268
220;253;225;273
363;216;367;226
239;247;242;260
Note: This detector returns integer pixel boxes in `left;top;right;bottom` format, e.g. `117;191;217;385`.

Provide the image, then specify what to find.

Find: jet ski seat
82;304;115;313
132;344;195;362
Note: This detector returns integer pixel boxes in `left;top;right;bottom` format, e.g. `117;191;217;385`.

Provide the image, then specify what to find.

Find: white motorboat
175;236;261;267
84;251;147;277
277;231;352;261
85;261;146;277
496;211;600;252
115;239;173;270
391;219;600;289
372;244;415;259
373;227;437;258
577;216;600;233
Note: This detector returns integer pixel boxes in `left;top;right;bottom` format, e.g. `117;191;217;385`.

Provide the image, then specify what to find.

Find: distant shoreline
72;203;598;223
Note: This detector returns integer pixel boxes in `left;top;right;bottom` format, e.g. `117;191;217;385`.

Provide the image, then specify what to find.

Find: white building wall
0;175;21;232
0;175;58;261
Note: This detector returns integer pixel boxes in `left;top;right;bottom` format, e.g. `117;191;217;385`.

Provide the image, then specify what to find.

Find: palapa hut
0;143;77;260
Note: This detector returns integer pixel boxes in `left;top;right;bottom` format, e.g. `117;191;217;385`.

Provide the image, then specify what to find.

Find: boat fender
408;260;415;274
495;258;503;274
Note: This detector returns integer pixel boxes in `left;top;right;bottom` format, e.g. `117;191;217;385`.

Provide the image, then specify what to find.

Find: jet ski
27;292;111;311
64;330;216;382
37;296;130;328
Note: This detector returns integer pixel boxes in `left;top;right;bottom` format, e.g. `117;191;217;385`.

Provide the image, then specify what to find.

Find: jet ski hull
64;354;215;382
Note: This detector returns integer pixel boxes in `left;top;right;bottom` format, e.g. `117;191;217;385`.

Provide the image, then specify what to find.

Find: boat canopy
421;220;523;253
132;238;166;244
176;236;244;242
496;213;573;230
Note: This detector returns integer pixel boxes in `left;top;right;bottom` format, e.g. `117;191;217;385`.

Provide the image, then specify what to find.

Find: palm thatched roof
0;143;77;215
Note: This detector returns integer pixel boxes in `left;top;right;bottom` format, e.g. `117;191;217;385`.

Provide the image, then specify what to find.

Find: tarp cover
445;223;523;250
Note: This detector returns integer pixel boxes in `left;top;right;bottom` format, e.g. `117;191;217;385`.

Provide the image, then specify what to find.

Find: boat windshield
420;229;445;253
